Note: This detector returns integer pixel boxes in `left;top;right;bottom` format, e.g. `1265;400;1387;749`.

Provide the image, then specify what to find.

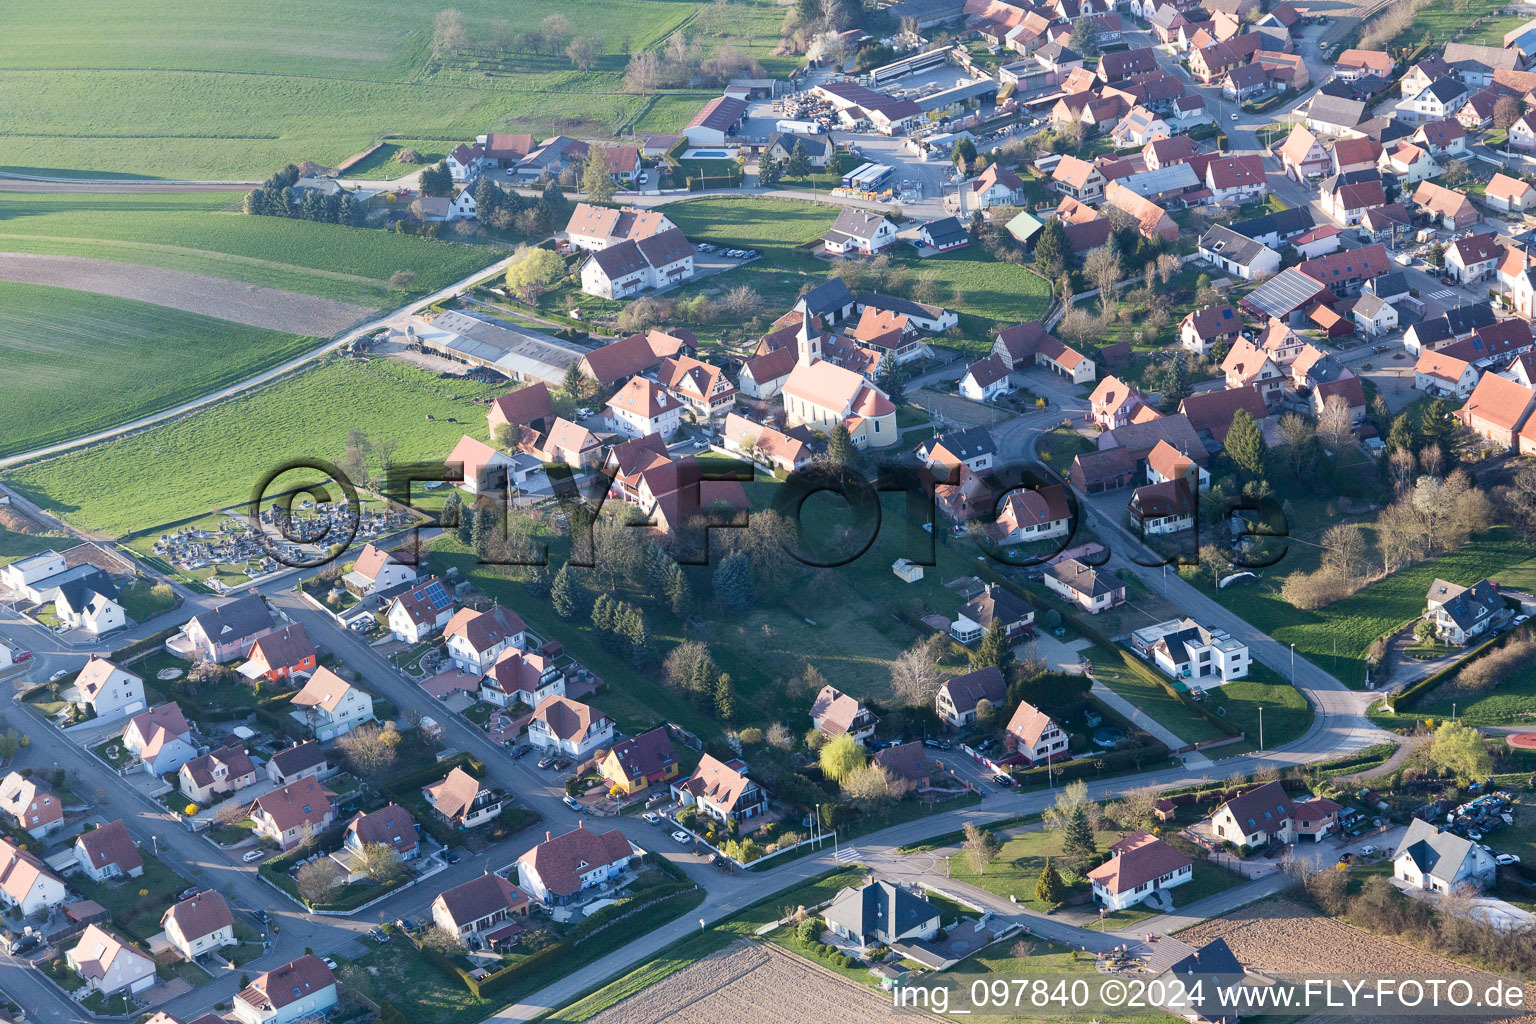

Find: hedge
1011;739;1169;785
379;752;486;801
111;626;182;665
1390;629;1513;710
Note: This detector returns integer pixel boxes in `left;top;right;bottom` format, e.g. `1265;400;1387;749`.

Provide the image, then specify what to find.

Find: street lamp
1289;642;1295;686
1258;706;1264;753
1099;907;1106;932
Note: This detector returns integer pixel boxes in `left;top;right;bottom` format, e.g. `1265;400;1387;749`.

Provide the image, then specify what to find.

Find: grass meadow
0;280;320;458
0;0;788;178
2;357;506;536
0;192;498;306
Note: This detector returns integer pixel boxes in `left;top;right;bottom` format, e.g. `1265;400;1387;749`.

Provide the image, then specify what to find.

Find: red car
10;650;30;663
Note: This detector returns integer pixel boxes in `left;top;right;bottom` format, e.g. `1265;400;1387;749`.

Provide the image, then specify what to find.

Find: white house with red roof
1004;700;1067;764
342;543;418;596
123;702;197;775
431;873;530;940
480;648;566;709
386;577;456;644
444;605;526;675
0;772;63;838
73;657;145;723
958;353;1014;402
517;823;640;905
74;819;144;882
234;955;337;1024
1088;831;1192;910
68;924;156;995
810;685;879;744
527;696;613;757
445;435;512;496
670;754;768;823
161;891;235;960
249;777;334;850
290;666;375;741
606;376;685;438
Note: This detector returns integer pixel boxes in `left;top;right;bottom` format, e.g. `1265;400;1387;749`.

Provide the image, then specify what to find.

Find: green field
3;357;507;536
1386;0;1513;48
0;0;790;178
629;91;724;136
0;280;321;458
0;192;497;306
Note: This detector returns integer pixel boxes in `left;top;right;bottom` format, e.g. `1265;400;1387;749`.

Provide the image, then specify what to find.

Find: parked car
1515;614;1530;626
48;669;69;682
923;739;951;750
562;796;583;812
10;650;30;663
1497;853;1521;865
322;957;338;970
441;848;462;864
993;774;1014;787
671;830;692;845
10;934;42;957
642;812;661;824
638;172;650;185
178;887;201;901
242;849;266;862
537;756;556;769
1359;845;1377;856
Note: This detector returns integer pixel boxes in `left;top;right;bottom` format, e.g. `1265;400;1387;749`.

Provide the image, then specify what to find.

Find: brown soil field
1179;896;1536;1024
0;253;370;335
584;940;928;1024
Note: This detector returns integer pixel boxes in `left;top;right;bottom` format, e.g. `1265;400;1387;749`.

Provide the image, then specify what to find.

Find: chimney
546;831;552;842
578;819;586;829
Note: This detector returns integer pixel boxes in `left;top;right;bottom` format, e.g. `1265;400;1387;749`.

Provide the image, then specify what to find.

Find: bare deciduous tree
336;722;402;780
296;858;344;905
432;9;470;58
889;634;946;707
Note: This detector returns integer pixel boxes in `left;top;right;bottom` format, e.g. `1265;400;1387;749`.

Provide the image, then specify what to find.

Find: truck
841;161;877;188
776;118;824;135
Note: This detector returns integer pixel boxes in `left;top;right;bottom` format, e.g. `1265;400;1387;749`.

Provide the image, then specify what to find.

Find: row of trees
432;9;604;71
242;166;365;225
623;30;765;92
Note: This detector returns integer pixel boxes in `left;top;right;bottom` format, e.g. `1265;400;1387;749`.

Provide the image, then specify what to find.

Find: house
764;131;833;168
1221;339;1285;404
1320;174;1386;225
737;345;797;401
161;891;235;961
487;382;554;437
1044;558;1127;613
440;605;525;677
873;742;930;796
1129;479;1196;535
1111;105;1173;148
526;696;614;758
605;376;685;439
1300;242;1391;297
1103;182;1178;242
386;577;455;644
1178;387;1271;444
959;353;1013;402
918;216;970;252
517;823;639;904
1005;701;1067;764
290;666;375;741
780;359;897;449
1457;372;1536;451
1393;818;1497;894
178;594;276;663
1359;202;1412;245
240;624;317;685
1197;225;1280;281
1098;46;1159;83
1305;94;1369;137
1425;577;1508;645
1132;617;1250;682
597;726;679;796
1444;41;1525;85
423;766;504;830
521;416;600;469
1398;77;1471;124
1143;136;1199;171
1416;348;1477;399
949;580;1034;644
1332;136;1384;175
722;414;811;473
1413;180;1478;230
249;777;334;850
233;956;337;1024
68;925;156;996
575;330;690;389
1146;438;1209;491
1334;49;1395;81
445;435;512;496
52;569;123;635
671;753;768;823
986;486;1071;546
934;665;1007;727
1051;155;1107;201
811;685;879;743
1485;173;1536;213
177;742;257;804
969;164;1028;208
73;657;145;722
0;772;62;838
1088;831;1192;911
823;881;939;953
342;803;419;863
73;819;143;882
683;95;748;145
1221;64;1271;104
265;740;330;787
123;702;196;776
1089;376;1152;428
918;427;996;475
1291;796;1343;840
991;320;1097;385
1512;110;1536;149
1353;292;1400;338
431;873;530;942
1278;125;1329;181
1179;305;1242;356
1406;303;1498;353
342;543;417;596
1209;781;1294;847
0;837;66;916
660;354;738;419
1412;118;1468;158
0;549;65;592
579;229;695;299
822;209;898;254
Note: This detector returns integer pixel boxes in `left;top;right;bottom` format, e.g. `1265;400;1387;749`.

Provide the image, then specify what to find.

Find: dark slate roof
923;426;996;462
1229;205;1314;241
634;227;694;267
587;240;650;279
56;569;118;611
800;277;855;317
1198;224;1269;267
1306;94;1367;129
192;594;274;643
920;216;970;247
822;881;938;941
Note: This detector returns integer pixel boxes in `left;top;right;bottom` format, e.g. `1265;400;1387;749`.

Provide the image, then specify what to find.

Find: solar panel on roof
422;581;450;607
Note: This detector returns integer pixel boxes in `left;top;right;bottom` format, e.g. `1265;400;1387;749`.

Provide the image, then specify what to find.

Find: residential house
1447;232;1504;285
576;330;690;389
660;354;738;419
178;594;276;663
0;549;65;593
1004;701;1068;764
1143;136;1199;171
53;570;123;635
67;925;156;996
341;803;419;864
1146;438;1210;491
1088;831;1193;911
1412;118;1468;158
177;743;257;805
1179;304;1242;356
342;543;417;597
764;131;833;168
737;345;797;401
1320;174;1386;225
918;216;970;252
1129;479;1196;535
1089;376;1152;429
386;577;455;644
721;414;811;474
161;891;235;961
1210;781;1296;847
1405;303;1497;353
1098;47;1160;83
986;486;1072;546
1353;292;1400;337
1332;136;1383;174
1103;182;1178;242
1178;387;1271;444
873;742;930;796
1197;225;1280;280
822;209;898;254
918;427;996;476
1051;155;1108;201
1425;577;1508;645
671;753;767;825
73;657;145;722
73;820;143;882
240;625;317;685
823;881;939;953
249;777;334;850
1305;94;1368;137
1044;558;1127;613
430;874;530;942
1393;818;1497;894
1278;125;1329;180
445;435;511;495
0;838;66;916
1132;617;1250;682
604;376;685;439
992;320;1097;384
424;766;504;830
123;702;196;776
1512;110;1536;149
233;956;337;1024
1398;77;1471;124
517;823;640;905
1485;173;1536;213
935;665;1007;727
1221;339;1285;405
811;685;879;744
952;582;1035;644
579;230;695;299
1443;41;1525;86
290;667;375;741
1222;63;1272;104
520;416;600;470
1111;105;1173;148
265;741;331;787
1457;372;1536;451
597;726;679;796
1334;49;1394;81
1413;180;1478;230
1359;202;1413;245
487;382;554;437
443;605;525;676
0;772;62;838
1299;242;1390;296
526;696;614;758
959;353;1014;402
969;164;1029;208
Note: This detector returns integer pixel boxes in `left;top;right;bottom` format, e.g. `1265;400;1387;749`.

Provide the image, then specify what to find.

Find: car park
242;849;266;862
671;830;692;845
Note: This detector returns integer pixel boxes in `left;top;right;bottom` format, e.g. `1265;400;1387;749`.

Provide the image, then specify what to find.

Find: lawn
1089;644;1232;746
0;525;71;566
1188;528;1533;688
947;938;1147;1024
1034;425;1095;470
116;580;178;622
0;0;803;178
4;357;507;537
0;280;320;459
0;192;499;306
1385;0;1515;48
70;853;194;942
1206;662;1314;753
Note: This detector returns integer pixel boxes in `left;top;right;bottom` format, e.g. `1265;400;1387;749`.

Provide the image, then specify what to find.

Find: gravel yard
0;252;372;334
584;941;924;1024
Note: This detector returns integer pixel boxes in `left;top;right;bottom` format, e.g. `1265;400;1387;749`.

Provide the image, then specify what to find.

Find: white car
1359;845;1377;856
322;957;338;970
1497;853;1521;865
642;812;661;824
49;669;70;682
671;830;691;845
1230;112;1239;121
242;849;266;862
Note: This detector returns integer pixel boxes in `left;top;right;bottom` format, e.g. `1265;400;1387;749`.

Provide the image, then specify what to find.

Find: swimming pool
682;148;736;160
